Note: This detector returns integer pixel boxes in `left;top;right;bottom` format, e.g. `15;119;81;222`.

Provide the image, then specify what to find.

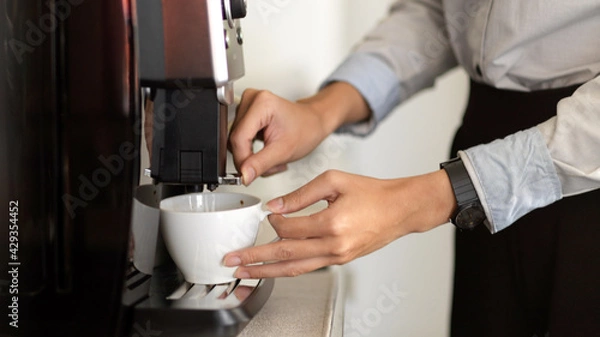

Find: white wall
145;1;469;335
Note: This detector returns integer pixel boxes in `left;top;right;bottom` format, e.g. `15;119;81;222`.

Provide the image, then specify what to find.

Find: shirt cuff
458;127;563;234
321;53;401;136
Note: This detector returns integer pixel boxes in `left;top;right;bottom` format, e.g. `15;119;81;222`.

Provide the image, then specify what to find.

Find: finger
231;89;258;130
143;98;154;159
234;256;333;279
239;142;292;185
268;213;330;239
228;90;262;170
266;171;342;214
228;90;256;147
261;164;288;177
223;237;332;266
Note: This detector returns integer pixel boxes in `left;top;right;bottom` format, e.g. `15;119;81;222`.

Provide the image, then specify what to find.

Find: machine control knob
222;0;247;21
230;0;248;19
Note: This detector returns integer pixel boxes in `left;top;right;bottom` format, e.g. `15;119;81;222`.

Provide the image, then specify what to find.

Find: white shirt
324;0;600;233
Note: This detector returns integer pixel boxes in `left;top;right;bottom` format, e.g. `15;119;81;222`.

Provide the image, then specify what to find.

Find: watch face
455;204;486;230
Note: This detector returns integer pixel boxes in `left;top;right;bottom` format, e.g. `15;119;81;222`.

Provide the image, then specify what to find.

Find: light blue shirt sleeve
321;53;402;136
319;0;457;136
459;127;563;233
460;76;600;234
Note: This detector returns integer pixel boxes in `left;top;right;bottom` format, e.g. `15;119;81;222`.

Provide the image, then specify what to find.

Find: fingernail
267;197;284;212
235;270;250;279
224;256;242;267
242;167;256;186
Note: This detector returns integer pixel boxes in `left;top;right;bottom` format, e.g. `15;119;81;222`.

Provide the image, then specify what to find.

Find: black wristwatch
440;157;486;230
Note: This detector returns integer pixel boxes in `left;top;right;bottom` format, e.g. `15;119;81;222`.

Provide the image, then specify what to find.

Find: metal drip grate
124;260;274;337
165;278;262;310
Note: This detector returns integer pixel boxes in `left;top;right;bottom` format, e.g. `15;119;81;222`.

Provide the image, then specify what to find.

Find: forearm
297;81;372;136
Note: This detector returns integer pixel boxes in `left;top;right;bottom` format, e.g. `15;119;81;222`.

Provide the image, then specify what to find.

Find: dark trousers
450;81;600;337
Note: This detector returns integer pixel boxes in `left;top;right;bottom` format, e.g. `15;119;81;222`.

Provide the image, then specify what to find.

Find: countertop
239;266;344;337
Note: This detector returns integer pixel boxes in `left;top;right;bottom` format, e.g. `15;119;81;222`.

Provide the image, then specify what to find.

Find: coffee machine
0;1;272;336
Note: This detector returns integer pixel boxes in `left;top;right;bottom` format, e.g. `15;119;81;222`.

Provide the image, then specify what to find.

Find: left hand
223;169;456;279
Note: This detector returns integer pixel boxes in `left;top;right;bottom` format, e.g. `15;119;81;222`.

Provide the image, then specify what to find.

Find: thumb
240;142;291;185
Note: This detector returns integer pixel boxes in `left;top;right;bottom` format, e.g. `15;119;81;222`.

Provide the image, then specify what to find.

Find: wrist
298;82;371;135
429;169;458;226
387;171;456;235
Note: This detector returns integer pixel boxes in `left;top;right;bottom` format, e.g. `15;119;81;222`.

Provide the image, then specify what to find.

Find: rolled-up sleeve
460;76;600;233
323;0;458;136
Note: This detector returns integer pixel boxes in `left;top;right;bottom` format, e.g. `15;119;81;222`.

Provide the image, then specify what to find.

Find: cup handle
259;210;272;221
258;210;281;244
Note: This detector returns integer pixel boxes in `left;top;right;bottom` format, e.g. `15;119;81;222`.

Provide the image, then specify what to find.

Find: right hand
223;169;456;279
228;89;332;185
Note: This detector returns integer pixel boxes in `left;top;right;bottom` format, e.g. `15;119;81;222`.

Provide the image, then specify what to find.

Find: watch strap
440;157;479;206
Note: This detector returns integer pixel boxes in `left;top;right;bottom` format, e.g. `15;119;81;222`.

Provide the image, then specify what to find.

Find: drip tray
165;278;265;310
126;262;274;337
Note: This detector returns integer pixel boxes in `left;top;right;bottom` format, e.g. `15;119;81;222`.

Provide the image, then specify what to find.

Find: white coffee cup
159;192;270;285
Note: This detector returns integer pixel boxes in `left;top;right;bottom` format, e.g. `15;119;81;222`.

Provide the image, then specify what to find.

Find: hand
228;82;372;185
223;169;456;279
228;89;331;184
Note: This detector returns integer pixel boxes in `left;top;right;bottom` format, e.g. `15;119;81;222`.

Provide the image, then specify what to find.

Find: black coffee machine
0;1;272;336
